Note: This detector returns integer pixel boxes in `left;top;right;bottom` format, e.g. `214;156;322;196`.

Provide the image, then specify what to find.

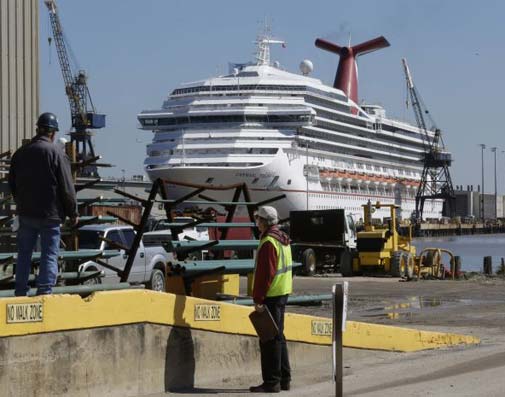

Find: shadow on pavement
168;387;250;394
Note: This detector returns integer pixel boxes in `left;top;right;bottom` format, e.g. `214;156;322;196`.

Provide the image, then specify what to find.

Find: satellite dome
299;59;314;75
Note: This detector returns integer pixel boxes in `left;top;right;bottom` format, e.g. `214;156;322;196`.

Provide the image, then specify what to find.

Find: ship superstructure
138;31;444;220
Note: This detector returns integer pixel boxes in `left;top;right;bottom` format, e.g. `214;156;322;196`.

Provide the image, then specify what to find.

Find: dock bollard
499;258;505;276
454;256;461;279
483;256;493;275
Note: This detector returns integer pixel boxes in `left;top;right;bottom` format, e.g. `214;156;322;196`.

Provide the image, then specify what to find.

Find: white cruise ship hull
147;149;443;220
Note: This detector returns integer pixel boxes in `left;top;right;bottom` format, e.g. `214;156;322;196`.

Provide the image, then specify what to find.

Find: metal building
0;0;39;154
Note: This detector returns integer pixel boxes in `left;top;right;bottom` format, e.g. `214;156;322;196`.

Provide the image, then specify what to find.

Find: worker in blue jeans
8;113;78;296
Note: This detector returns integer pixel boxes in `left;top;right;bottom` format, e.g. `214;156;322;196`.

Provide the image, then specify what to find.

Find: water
413;234;505;272
359;296;445;320
356;296;476;321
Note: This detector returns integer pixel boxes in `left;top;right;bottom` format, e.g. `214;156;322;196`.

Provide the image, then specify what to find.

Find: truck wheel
391;251;406;278
148;268;165;292
83;277;101;286
340;251;353;277
302;249;317;276
82;268;102;285
404;253;414;280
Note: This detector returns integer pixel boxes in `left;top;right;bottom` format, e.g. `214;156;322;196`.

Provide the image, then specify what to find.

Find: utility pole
491;147;497;219
480;144;486;220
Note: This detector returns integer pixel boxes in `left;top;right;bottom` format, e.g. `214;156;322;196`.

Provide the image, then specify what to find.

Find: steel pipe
168;260;302;276
171;240;259;251
220;294;333;306
0;283;143;298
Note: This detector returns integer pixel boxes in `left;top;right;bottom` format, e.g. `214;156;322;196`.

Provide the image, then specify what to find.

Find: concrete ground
148;275;505;396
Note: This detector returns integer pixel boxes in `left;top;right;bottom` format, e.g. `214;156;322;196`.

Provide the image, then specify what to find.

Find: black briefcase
249;307;279;342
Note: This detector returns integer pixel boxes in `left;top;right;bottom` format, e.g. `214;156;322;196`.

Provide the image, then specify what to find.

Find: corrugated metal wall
0;0;39;154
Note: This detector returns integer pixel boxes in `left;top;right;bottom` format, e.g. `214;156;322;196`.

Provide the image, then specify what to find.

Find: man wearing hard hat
8;113;78;296
250;206;293;393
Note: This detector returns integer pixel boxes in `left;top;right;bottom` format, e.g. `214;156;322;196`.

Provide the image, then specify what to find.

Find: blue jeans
15;216;61;296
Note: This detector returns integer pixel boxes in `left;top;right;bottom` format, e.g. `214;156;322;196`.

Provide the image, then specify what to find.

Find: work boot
249;383;281;393
281;381;290;391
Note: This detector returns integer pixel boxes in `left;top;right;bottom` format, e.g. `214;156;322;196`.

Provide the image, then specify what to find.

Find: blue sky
39;0;505;193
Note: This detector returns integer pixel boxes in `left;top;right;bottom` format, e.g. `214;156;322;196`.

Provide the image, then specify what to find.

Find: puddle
355;296;470;321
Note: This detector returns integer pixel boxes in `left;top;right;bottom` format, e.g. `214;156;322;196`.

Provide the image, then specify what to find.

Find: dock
402;220;505;237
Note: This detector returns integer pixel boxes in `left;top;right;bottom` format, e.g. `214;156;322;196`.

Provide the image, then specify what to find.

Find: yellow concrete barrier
0;290;479;352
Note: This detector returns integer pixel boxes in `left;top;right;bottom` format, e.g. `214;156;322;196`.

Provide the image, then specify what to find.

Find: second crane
45;0;106;177
402;58;455;221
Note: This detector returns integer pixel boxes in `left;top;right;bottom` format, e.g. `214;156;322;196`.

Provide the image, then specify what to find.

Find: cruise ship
138;31;445;220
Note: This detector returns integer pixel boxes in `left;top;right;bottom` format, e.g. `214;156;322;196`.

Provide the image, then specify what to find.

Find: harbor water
413;234;505;273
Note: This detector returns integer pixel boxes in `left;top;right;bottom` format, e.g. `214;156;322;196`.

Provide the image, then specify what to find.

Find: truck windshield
347;215;356;234
79;230;103;249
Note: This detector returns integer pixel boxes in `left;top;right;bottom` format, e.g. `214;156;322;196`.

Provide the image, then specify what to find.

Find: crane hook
48;36;52;65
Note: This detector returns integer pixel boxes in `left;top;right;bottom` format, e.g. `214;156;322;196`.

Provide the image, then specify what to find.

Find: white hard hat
255;206;278;225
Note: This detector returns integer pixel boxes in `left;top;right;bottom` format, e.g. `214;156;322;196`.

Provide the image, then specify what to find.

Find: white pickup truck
76;224;171;291
149;216;210;241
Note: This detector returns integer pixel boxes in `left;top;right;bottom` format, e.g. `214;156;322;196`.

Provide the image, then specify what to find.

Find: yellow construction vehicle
342;201;416;277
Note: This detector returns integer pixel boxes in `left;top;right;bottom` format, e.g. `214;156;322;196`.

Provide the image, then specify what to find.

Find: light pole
306;141;309;210
491;147;497;219
479;144;486;220
503;150;505;215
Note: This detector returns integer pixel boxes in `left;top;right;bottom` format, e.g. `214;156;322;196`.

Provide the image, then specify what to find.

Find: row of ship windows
145;162;264;170
320;159;417;177
140;114;312;127
310;120;418;156
315;206;366;212
172;84;304;95
312;105;402;139
306;97;352;115
302;129;418;163
148;148;279;157
290;147;420;178
313;205;410;216
308;191;415;201
171;85;348;103
307;97;420;139
320;185;416;197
